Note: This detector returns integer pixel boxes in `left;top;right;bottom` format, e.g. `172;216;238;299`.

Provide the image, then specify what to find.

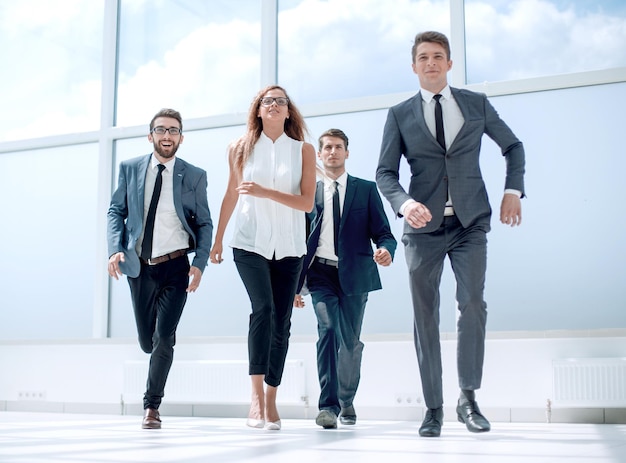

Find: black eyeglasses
152;126;182;135
260;97;289;107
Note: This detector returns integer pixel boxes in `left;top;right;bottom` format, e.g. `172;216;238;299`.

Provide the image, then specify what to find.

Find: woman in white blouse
210;85;316;430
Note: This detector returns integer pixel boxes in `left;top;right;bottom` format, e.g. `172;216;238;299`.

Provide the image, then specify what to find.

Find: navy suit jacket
107;153;213;278
297;176;397;296
376;87;525;234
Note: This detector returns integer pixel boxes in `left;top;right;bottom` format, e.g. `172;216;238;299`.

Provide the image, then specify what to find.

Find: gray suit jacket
376;87;525;234
107;153;213;278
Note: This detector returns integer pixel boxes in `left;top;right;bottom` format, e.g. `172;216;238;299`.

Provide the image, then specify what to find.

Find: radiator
552;358;626;406
123;359;307;405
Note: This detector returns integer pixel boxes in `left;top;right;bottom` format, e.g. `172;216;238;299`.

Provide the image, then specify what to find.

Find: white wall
1;331;625;423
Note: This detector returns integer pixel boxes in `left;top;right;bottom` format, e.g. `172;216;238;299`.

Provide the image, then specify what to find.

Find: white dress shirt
230;133;307;259
316;172;347;261
137;155;189;259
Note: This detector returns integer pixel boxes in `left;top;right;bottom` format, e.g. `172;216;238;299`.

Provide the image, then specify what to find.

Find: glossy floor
1;412;625;463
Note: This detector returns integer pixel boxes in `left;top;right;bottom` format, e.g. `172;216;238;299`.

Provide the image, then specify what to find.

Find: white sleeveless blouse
230;132;306;259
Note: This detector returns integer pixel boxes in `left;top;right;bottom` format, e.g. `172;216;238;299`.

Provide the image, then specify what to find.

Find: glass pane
465;0;626;83
0;144;99;340
116;0;261;127
278;0;450;105
0;1;104;142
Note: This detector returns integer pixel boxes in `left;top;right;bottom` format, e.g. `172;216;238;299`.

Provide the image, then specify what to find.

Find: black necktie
332;181;340;257
141;164;165;260
433;94;446;150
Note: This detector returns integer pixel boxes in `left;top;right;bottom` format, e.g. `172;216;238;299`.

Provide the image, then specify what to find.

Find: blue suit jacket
297;176;397;296
107;153;213;278
376;87;525;234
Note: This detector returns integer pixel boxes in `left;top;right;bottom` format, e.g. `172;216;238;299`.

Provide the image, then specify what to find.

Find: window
0;144;99;339
116;0;261;127
278;0;450;105
464;0;626;83
0;1;104;142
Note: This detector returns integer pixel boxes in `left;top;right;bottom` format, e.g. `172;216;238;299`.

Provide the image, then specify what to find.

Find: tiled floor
0;412;625;463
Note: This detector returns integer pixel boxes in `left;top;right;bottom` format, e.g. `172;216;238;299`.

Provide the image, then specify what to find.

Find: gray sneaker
315;409;337;429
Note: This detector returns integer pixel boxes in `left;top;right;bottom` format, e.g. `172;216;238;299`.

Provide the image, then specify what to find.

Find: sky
1;0;625;142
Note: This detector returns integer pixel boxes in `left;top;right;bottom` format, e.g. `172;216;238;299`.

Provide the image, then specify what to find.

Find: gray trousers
402;215;488;409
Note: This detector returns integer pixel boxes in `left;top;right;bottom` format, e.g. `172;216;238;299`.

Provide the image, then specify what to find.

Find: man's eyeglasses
152;126;182;135
260;97;289;107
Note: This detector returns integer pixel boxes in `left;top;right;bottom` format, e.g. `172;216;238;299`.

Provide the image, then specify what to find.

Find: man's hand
500;193;522;227
373;247;392;267
187;266;203;292
108;252;125;280
294;294;305;308
404;201;432;229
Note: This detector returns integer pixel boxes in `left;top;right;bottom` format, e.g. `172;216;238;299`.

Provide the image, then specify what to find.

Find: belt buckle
146;258;158;266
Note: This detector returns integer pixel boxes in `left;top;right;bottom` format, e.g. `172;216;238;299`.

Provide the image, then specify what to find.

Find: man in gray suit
376;31;525;437
107;108;213;429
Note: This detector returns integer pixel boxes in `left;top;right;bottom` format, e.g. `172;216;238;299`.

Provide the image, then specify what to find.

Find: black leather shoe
456;400;491;433
315;410;337;429
339;405;356;425
419;407;443;437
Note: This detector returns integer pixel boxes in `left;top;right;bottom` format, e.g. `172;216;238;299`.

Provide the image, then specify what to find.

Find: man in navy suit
295;128;397;429
107;108;213;429
376;32;525;437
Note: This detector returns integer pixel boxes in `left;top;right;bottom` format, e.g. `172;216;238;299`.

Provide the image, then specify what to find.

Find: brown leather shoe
142;408;161;429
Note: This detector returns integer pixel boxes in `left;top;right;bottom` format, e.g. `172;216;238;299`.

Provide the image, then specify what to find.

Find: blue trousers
127;255;189;410
402;215;488;409
234;248;304;387
307;260;369;415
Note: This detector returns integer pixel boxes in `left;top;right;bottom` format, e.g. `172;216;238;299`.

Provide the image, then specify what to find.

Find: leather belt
142;249;188;266
315;257;338;268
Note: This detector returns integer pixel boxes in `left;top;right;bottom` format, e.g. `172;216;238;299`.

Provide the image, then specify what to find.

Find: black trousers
233;248;304;387
127;255;189;409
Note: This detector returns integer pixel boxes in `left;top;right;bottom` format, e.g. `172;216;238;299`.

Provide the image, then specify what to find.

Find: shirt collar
323;171;348;189
259;131;289;145
421;85;451;103
150;154;176;172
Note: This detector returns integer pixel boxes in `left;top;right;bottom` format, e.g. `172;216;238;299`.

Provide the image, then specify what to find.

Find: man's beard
153;140;180;159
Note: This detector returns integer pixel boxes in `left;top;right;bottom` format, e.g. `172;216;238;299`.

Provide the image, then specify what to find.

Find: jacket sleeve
188;169;213;271
367;182;397;260
107;164;129;257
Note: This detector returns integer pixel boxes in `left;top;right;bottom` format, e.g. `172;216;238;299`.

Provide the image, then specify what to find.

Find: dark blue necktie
141;164;165;260
333;181;340;257
433;94;446;150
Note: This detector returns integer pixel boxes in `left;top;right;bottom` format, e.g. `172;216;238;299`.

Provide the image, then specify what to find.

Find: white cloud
2;0;626;142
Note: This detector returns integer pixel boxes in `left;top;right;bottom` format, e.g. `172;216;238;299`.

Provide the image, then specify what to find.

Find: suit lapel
410;92;436;143
172;158;185;220
136;154;151;220
447;87;469;152
341;175;357;231
311;181;324;232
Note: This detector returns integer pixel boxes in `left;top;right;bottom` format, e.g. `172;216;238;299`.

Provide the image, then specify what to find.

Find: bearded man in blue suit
376;32;525;437
295;128;397;429
107;108;213;429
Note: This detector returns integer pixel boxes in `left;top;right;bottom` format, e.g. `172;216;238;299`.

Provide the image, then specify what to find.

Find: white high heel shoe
264;420;281;431
246;418;265;429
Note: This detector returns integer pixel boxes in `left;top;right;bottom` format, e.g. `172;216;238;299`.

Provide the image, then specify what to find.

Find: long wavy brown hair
231;85;309;172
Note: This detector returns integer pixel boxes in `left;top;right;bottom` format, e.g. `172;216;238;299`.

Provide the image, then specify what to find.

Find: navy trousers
307;260;369;416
